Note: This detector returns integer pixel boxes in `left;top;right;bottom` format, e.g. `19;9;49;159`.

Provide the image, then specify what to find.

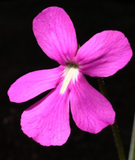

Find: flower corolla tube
8;6;133;146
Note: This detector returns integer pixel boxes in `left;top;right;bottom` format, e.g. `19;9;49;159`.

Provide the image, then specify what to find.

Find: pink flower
8;6;132;146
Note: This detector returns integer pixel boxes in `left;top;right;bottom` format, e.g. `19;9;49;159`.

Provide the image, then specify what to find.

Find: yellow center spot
60;63;79;94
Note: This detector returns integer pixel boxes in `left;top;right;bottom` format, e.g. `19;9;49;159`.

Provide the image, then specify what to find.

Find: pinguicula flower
8;6;132;146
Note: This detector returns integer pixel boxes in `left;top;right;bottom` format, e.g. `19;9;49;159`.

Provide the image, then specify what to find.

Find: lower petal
70;74;115;134
21;83;70;146
8;66;63;103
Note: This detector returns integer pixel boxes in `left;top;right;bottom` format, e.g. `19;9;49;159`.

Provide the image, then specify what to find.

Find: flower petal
70;73;115;134
8;66;63;103
33;6;77;65
21;83;70;146
75;30;132;77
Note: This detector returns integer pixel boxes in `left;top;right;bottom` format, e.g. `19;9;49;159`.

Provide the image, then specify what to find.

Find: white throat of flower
60;63;79;94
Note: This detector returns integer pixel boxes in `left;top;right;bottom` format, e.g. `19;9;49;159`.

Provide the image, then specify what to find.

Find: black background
1;0;135;160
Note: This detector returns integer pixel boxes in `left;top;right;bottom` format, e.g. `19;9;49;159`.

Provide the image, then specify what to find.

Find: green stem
97;78;126;160
128;113;135;160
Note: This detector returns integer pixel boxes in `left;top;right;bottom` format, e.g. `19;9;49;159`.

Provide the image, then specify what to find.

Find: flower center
60;63;79;94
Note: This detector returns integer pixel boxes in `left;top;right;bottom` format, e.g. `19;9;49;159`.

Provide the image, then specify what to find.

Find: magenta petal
70;74;115;134
8;66;63;103
21;84;70;146
75;30;133;77
33;7;77;65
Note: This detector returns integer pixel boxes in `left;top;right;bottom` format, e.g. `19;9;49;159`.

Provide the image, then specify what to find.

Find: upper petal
33;6;78;65
8;66;63;103
21;83;70;146
70;73;115;134
75;30;133;77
